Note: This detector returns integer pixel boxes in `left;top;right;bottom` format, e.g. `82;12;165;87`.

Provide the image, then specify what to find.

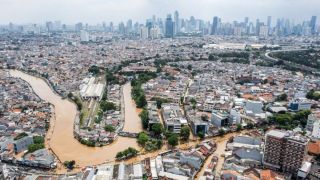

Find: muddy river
9;70;141;170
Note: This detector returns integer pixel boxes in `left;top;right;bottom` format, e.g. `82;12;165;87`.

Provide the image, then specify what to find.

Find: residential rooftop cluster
0;70;55;169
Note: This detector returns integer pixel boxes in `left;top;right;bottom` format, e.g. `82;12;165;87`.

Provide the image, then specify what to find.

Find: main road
9;70;142;172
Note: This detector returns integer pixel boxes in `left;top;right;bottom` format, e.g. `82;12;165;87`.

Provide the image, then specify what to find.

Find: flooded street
122;83;143;133
8;69;246;175
9;70;140;172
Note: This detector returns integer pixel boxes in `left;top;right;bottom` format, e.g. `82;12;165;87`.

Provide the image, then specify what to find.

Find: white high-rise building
259;25;269;37
80;30;89;42
233;26;242;37
150;27;160;39
140;27;148;39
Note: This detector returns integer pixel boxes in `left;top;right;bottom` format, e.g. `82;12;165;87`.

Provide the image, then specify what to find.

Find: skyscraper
126;19;133;33
244;17;249;25
75;22;83;32
255;19;260;35
310;16;317;34
174;10;179;34
46;21;53;32
267;16;272;28
211;16;219;35
139;26;148;39
165;14;174;38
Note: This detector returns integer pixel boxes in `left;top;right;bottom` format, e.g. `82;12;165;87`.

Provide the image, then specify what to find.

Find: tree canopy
180;126;190;141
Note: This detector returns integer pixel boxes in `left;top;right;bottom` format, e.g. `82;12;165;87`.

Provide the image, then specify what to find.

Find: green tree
137;132;149;146
236;124;242;132
14;132;28;140
28;143;45;153
208;54;215;61
136;94;147;108
198;131;205;139
275;93;288;101
168;134;179;147
156;139;163;149
33;136;44;144
104;125;116;132
187;64;192;70
218;129;225;136
88;65;100;75
116;152;123;159
246;122;254;129
139;109;149;129
63;160;76;170
100;101;116;112
151;123;164;137
180;126;190;141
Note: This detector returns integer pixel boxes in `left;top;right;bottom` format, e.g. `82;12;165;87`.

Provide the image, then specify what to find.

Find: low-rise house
23;149;56;169
180;151;204;170
13;136;33;153
227;135;262;150
227;148;263;167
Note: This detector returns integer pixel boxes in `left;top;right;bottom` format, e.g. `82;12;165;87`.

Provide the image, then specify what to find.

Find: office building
165;14;174;38
150;27;160;39
259;25;269;37
140;26;148;39
161;104;187;133
263;130;308;174
211;16;219;35
80;30;89;42
174;10;180;34
310;16;317;34
75;22;83;32
233;26;242;36
46;21;53;32
289;99;312;111
211;110;229;127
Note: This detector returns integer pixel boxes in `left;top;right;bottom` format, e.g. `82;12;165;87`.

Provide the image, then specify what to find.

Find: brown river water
9;70;141;171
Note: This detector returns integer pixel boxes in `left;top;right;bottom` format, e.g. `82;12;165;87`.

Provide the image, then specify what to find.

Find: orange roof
12;108;22;113
260;170;276;180
242;94;256;100
308;141;320;155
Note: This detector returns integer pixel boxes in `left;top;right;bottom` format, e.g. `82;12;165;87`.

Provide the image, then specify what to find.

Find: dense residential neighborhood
0;6;320;180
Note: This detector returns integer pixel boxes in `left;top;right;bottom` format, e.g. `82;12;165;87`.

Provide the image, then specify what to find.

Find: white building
259;25;269;37
150;27;160;39
307;113;320;132
229;109;242;125
312;120;320;139
80;30;90;42
140;26;148;39
233;26;242;37
79;77;105;101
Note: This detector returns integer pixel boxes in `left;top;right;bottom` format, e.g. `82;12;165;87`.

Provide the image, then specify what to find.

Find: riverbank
9;70;140;173
8;69;248;175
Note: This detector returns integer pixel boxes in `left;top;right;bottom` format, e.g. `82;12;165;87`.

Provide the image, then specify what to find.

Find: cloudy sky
0;0;319;24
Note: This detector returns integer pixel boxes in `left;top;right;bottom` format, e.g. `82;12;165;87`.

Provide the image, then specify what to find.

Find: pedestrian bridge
118;131;139;138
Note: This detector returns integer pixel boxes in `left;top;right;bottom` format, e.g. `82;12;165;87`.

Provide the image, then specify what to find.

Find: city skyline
0;0;320;24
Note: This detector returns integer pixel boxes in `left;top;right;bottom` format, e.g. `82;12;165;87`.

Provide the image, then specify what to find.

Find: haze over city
0;0;320;24
1;0;320;180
